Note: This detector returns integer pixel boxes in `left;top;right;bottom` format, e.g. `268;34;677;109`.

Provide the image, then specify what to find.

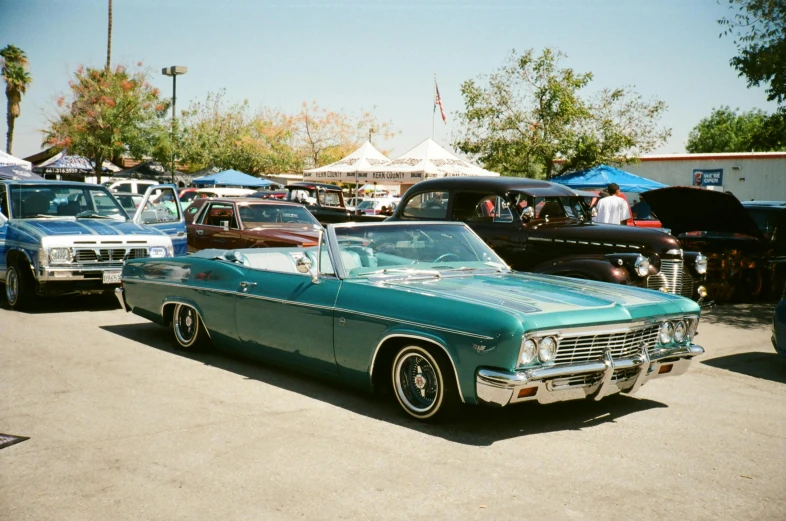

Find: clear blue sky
0;0;778;161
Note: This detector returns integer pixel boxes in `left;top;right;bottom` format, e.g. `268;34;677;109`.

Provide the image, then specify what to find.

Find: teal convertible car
116;221;704;420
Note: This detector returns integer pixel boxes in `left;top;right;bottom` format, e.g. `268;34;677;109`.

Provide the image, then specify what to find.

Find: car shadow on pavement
702;352;785;384
101;322;669;446
2;294;121;314
701;302;775;329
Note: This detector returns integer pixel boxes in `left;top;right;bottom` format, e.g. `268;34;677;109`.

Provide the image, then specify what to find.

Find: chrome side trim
369;333;465;403
125;278;492;339
335;307;495;340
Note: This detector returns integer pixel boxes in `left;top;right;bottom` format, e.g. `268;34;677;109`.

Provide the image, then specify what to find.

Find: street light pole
162;66;187;184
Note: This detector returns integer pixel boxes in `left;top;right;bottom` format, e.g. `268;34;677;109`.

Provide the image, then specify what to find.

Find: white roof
0;150;32;169
359;138;498;184
303;140;390;183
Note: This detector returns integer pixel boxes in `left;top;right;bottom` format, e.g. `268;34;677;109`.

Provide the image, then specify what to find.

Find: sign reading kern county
692;168;723;187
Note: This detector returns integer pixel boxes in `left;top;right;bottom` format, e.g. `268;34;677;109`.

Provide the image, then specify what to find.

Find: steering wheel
433;253;460;263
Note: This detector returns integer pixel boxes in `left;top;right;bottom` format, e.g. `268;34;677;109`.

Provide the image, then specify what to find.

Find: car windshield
357;200;377;209
333;223;508;278
238;203;320;227
8;184;128;220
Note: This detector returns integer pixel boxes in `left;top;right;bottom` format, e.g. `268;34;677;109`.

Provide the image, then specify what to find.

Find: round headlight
634;255;650;277
520;339;537;365
538;336;557;362
694;254;708;275
659;321;674;344
673;320;687;342
49;247;72;263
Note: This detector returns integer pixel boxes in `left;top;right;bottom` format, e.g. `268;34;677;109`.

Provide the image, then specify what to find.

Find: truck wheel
5;261;36;310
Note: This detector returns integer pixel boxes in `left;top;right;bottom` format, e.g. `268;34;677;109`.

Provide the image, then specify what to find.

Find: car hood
242;226;320;245
372;271;697;329
642;187;764;241
12;219;166;238
531;220;680;255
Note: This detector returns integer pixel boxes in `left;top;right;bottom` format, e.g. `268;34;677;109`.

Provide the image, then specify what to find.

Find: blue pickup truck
0;180;186;309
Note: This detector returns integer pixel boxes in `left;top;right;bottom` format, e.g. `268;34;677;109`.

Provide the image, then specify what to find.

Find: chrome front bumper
37;266;123;282
476;344;704;406
115;287;127;312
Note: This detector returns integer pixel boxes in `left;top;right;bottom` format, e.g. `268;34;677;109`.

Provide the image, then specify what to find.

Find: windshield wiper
430;265;506;273
75;212;118;219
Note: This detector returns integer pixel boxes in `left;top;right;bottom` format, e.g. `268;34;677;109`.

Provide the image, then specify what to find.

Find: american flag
434;79;447;124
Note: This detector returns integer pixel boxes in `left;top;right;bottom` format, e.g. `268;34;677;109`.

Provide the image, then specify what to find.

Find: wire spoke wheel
6;268;19;305
392;345;455;420
172;304;202;348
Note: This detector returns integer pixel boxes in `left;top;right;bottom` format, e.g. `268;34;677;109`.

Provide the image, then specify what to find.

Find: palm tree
1;45;32;155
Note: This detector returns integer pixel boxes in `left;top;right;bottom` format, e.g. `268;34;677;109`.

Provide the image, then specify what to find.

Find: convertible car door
133;185;187;255
234;256;340;376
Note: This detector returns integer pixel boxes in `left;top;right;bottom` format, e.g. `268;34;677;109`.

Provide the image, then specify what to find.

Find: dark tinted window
401;191;449;219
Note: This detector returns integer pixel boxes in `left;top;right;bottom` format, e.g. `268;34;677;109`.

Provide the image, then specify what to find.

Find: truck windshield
8;185;129;220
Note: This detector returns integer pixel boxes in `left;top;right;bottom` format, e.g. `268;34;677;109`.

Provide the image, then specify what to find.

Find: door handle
240;281;257;292
196;230;203;235
177;231;185;237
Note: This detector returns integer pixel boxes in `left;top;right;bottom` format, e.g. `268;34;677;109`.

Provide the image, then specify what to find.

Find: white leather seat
244;252;298;273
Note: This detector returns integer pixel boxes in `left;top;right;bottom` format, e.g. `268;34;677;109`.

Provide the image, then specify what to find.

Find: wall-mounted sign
693;168;723;187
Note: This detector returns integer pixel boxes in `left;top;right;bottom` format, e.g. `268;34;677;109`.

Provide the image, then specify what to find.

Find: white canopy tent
358;138;498;184
303;140;390;184
0;150;32;170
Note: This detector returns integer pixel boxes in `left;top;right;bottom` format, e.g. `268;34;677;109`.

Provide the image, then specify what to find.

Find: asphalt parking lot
1;298;784;520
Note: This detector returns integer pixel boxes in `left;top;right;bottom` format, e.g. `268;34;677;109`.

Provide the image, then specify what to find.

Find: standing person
593;183;631;225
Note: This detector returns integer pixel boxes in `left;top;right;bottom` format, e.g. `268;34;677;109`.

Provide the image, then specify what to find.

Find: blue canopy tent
0;165;45;181
551;164;667;193
192;169;273;188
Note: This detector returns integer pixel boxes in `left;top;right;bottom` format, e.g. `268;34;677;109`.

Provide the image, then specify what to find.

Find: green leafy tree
177;90;301;175
685;106;778;152
292;101;397;169
719;0;786;107
44;64;170;183
453;48;670;178
1;45;32;155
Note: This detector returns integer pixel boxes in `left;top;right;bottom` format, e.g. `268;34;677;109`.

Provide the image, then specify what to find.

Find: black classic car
643;188;786;301
285;182;386;225
388;177;707;299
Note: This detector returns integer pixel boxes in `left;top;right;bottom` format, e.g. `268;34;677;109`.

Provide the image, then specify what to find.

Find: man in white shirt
593;183;631;225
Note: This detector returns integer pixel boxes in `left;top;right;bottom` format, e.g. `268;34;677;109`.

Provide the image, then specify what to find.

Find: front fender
531;256;632;285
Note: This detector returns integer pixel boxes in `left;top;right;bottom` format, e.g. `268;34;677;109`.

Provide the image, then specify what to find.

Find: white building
622;152;786;201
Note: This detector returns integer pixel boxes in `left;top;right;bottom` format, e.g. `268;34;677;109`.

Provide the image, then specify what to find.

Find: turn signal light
518;387;538;398
658;364;673;374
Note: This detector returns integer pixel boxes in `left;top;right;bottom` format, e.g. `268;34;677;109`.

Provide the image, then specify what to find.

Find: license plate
103;271;122;284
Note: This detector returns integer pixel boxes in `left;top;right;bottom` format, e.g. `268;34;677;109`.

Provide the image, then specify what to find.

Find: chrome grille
73;247;149;264
74;249;98;262
647;259;689;296
554;324;660;364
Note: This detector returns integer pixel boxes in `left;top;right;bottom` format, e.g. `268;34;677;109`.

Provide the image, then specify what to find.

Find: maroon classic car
186;198;322;253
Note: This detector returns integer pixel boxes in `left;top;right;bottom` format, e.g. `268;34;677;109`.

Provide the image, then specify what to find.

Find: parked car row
7;175;785;421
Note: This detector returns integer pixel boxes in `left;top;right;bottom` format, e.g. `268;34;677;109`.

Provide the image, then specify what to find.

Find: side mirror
591;207;598;218
296;256;320;284
521;207;534;220
221;220;229;231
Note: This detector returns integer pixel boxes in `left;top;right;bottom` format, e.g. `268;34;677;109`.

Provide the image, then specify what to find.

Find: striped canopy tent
0;150;32;170
359;138;498;184
303;140;391;184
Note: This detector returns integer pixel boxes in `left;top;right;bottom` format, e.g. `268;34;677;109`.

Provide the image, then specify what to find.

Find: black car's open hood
642;187;764;241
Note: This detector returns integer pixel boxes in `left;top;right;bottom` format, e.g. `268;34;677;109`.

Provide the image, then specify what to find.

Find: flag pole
432;73;436;140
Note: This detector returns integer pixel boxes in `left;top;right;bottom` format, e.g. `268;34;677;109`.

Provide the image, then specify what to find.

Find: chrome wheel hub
395;351;440;414
414;374;427;389
185;315;193;328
